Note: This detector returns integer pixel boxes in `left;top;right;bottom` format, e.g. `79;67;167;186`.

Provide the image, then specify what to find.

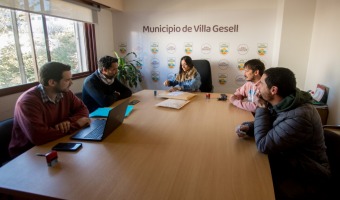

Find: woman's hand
163;80;170;86
169;87;181;92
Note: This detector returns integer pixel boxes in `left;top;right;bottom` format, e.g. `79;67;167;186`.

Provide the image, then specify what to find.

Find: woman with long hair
163;56;201;92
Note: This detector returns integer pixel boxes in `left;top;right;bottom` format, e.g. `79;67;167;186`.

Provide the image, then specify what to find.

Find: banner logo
237;44;248;55
133;45;143;54
219;43;229;55
237;58;247;70
151;58;160;68
257;43;267;56
184;42;193;55
119;43;127;54
218;59;229;70
218;73;227;85
151;71;160;82
166;43;176;54
201;43;212;54
136;58;143;70
150;42;159;54
167;57;176;69
167;73;176;80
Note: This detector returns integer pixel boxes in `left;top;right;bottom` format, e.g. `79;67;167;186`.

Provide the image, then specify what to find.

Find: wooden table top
0;90;274;200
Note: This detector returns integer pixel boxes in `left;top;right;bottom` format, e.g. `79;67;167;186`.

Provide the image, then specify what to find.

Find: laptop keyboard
84;124;105;139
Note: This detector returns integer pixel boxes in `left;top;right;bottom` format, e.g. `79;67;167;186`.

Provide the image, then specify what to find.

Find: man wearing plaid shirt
9;62;90;158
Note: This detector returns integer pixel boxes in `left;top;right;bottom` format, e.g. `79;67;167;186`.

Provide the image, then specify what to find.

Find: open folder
89;105;134;118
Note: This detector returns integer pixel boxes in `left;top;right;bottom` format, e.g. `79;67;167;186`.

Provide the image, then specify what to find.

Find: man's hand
235;124;250;138
55;121;71;133
76;117;91;128
255;95;268;108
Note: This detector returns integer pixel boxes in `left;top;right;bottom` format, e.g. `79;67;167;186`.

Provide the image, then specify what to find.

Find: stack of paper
155;99;190;109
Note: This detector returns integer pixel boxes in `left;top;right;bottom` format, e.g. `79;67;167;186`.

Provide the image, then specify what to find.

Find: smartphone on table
52;143;82;151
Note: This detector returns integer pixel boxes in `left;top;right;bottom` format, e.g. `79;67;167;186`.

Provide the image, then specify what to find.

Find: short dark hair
178;56;194;74
39;62;71;86
98;56;118;70
264;67;296;98
244;59;265;76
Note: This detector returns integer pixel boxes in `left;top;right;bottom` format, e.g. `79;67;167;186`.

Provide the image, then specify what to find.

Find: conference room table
0;90;275;200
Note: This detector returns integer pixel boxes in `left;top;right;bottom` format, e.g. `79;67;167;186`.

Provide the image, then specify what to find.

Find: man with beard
9;62;90;158
82;56;132;113
236;67;330;200
230;59;265;112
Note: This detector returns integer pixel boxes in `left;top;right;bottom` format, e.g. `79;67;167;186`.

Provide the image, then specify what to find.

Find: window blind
0;0;98;23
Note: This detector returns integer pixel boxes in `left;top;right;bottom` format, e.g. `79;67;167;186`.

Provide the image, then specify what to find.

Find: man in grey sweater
236;67;330;200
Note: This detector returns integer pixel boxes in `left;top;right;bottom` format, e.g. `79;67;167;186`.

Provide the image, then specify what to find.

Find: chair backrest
324;129;340;196
0;118;13;167
75;92;83;100
192;59;213;92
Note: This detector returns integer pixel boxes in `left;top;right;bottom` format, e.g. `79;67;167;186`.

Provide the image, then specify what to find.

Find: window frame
0;13;97;97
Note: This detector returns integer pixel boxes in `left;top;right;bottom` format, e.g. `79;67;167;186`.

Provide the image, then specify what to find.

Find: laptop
71;99;129;141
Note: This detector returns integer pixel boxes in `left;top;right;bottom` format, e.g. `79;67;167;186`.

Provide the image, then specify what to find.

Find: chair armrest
323;125;340;129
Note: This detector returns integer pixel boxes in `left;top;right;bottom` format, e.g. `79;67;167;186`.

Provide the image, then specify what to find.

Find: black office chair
0;118;13;167
323;126;340;199
75;92;83;100
192;59;213;92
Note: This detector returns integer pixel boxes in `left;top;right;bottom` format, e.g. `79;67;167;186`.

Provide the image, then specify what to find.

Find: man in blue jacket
82;56;132;112
236;67;330;200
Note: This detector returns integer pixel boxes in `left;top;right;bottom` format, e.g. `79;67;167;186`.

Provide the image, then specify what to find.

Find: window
0;7;89;91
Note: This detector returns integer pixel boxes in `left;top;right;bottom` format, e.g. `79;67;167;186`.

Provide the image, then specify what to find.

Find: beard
104;74;115;79
260;91;274;102
245;75;255;82
54;84;70;93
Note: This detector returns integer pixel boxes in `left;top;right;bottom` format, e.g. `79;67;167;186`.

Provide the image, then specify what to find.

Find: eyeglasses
107;67;118;72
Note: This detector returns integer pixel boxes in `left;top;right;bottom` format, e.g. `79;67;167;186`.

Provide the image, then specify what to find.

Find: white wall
95;8;115;59
276;0;316;89
305;0;340;124
112;0;278;93
94;0;123;11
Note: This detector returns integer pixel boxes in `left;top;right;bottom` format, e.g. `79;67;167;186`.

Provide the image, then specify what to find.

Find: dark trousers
269;155;330;200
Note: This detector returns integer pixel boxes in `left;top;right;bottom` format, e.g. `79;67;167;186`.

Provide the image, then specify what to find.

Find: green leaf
114;51;143;88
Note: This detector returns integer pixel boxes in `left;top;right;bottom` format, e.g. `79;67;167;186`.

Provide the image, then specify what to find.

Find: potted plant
114;51;142;88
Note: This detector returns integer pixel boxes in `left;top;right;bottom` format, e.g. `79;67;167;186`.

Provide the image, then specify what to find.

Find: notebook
71;99;129;141
89;105;134;118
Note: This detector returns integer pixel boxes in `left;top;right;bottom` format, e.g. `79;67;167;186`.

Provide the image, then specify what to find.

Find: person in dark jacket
82;56;132;112
236;67;330;200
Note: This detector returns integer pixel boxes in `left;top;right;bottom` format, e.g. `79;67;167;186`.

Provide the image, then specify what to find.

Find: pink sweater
9;86;89;158
231;81;259;112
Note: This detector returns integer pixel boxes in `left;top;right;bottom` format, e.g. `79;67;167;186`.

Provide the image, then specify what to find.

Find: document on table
157;91;196;100
155;99;190;109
